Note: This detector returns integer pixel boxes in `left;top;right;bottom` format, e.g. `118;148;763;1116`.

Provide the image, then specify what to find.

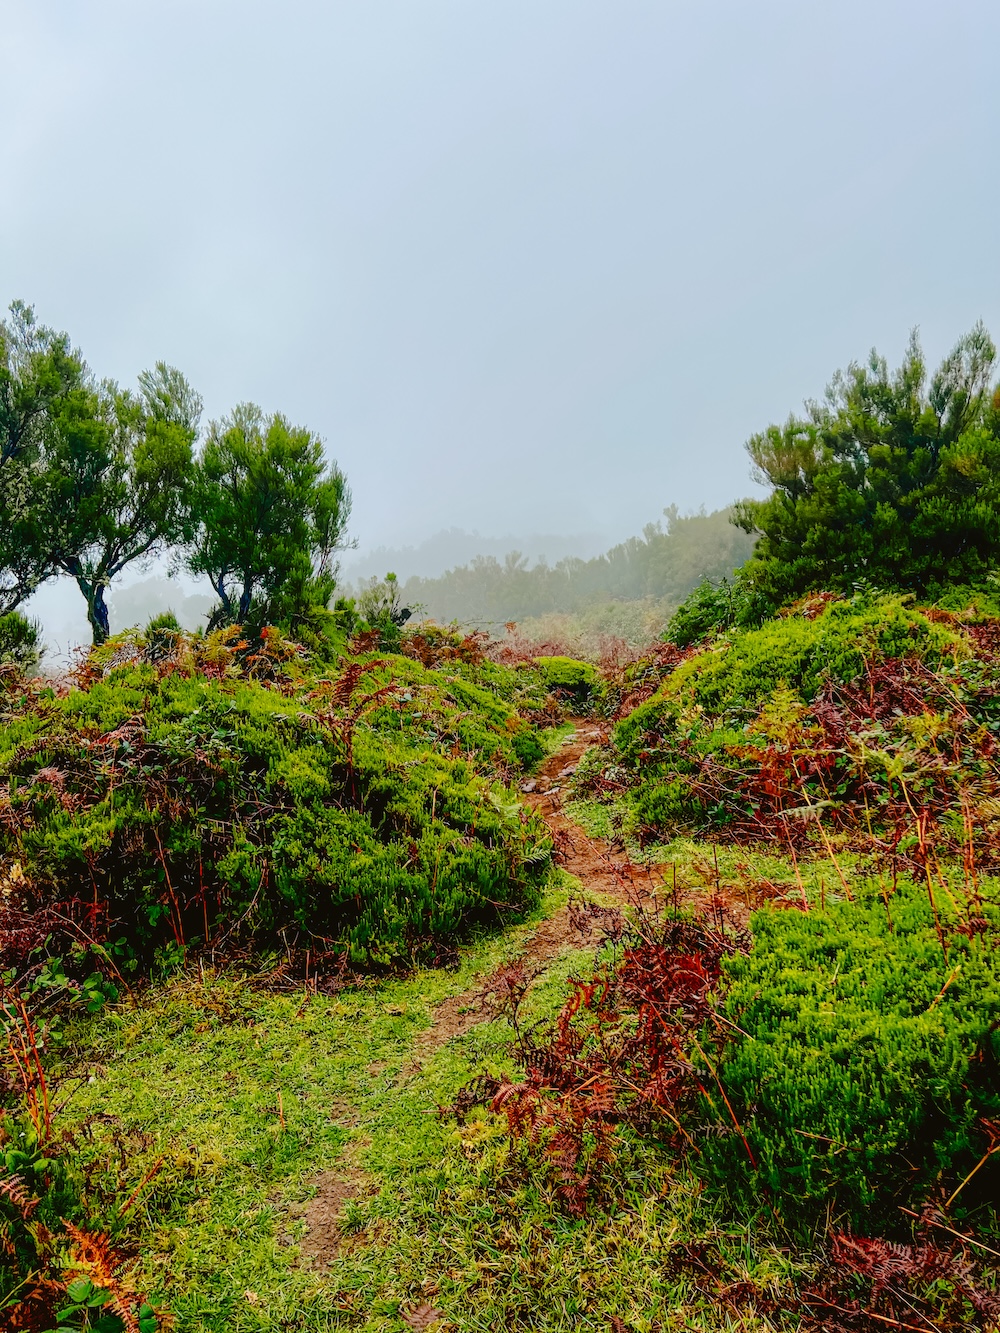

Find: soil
521;719;661;903
297;1166;367;1268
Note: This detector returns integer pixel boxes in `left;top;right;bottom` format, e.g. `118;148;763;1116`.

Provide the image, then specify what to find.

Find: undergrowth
5;881;806;1332
579;594;1000;869
4;601;1000;1331
0;625;553;972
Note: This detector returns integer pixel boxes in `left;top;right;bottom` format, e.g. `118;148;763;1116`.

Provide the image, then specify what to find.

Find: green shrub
932;583;1000;619
141;609;183;661
604;596;976;843
700;877;1000;1231
666;595;960;718
510;726;545;769
534;655;599;706
665;575;768;646
618;596;957;758
0;611;41;674
624;777;703;835
0;635;551;967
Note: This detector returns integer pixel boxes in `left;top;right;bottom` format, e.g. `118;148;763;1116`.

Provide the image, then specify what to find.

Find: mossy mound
533;655;599;706
0;629;551;968
702;874;1000;1231
584;595;1000;857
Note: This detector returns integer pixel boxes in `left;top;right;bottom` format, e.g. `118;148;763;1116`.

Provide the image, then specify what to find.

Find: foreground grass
53;871;801;1332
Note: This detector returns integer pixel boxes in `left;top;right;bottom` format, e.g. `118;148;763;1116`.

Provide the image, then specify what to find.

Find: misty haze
3;3;1000;1329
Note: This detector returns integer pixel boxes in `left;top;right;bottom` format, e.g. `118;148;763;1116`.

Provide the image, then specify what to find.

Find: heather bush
660;594;960;718
533;655;599;706
664;575;769;646
0;631;550;968
600;595;988;847
702;874;1000;1231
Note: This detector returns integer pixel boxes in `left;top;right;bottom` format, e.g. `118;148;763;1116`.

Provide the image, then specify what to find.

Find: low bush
658;594;960;720
664;575;767;646
0;629;551;970
703;874;1000;1233
533;655;599;707
587;595;1000;855
456;869;1000;1252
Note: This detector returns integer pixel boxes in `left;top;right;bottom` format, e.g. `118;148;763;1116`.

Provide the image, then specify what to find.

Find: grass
537;720;577;756
566;795;866;907
51;867;803;1332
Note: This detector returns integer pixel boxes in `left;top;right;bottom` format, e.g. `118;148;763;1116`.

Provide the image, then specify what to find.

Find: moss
0;634;552;967
533;655;599;705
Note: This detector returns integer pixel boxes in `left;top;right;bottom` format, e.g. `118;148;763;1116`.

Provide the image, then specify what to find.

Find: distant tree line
389;506;756;626
0;301;351;644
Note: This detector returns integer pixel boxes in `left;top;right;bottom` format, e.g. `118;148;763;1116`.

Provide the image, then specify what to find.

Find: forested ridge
2;312;1000;1332
385;505;755;629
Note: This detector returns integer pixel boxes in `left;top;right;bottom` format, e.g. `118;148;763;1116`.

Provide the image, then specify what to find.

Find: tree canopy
734;324;1000;608
187;403;352;627
37;367;201;642
0;302;87;612
0;302;353;649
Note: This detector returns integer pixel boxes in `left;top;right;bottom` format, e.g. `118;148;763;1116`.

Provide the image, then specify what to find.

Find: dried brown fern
62;1222;143;1333
447;899;746;1212
0;1171;40;1220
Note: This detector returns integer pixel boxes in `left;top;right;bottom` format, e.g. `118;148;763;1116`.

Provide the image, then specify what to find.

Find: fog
6;0;1000;655
342;529;611;586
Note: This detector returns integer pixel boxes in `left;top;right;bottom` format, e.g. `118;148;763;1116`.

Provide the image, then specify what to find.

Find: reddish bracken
447;894;747;1214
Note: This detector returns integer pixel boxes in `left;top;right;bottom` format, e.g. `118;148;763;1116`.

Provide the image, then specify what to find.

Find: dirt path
521;719;661;901
303;719;660;1264
408;720;660;1066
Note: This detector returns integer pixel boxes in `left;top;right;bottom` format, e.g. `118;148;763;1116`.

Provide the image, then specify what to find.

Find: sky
4;0;1000;649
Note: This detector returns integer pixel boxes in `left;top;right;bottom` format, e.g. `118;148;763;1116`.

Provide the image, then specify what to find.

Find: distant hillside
387;506;755;631
342;527;610;584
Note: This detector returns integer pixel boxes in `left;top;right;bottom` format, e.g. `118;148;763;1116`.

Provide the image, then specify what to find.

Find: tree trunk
62;558;111;645
212;573;233;619
82;580;110;644
237;578;253;624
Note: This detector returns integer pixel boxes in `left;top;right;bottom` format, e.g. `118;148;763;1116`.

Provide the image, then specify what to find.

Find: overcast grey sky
4;0;1000;560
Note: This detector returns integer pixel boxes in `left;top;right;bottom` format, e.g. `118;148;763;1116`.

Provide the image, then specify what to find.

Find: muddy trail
407;719;661;1067
399;718;750;1081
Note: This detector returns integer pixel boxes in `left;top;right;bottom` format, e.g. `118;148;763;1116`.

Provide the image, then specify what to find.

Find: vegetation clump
706;874;1000;1230
0;627;551;971
531;655;599;707
0;611;41;673
582;594;1000;855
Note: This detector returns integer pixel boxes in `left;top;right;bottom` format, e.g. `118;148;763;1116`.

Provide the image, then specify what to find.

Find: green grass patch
48;872;801;1331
